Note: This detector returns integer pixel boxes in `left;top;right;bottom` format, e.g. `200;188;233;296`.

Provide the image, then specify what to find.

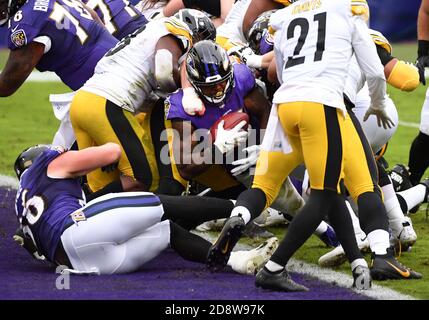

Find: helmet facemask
0;0;26;26
186;40;234;106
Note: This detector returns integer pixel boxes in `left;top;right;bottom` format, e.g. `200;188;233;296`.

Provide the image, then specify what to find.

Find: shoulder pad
163;17;193;47
369;29;392;54
351;0;370;23
273;0;294;6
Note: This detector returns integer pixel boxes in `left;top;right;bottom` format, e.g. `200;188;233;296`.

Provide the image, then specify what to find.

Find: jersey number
105;24;146;57
284;12;327;69
50;0;92;45
85;0;138;35
20;189;47;226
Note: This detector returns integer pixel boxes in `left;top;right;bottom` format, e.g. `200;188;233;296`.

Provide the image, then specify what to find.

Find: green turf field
1;44;428;299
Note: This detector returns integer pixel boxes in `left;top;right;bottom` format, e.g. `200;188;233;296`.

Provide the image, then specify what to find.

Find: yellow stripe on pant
252;102;380;208
70;90;157;192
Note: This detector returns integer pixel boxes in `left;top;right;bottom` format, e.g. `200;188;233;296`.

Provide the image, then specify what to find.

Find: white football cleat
195;218;226;232
318;236;370;268
390;216;417;251
229;237;279;275
253;208;288;227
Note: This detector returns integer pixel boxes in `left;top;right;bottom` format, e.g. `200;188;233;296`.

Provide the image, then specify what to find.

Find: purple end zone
0;187;369;300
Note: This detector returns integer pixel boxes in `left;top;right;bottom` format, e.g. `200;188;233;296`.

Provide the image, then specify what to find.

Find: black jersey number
284;12;327;69
105;24;147;57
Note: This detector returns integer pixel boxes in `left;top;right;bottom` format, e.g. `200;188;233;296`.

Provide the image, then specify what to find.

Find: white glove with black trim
182;87;205;116
228;46;263;69
231;144;261;176
214;120;249;154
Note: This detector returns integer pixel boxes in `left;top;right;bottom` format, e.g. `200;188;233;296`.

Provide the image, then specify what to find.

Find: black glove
101;161;119;172
416;40;429;85
13;227;45;260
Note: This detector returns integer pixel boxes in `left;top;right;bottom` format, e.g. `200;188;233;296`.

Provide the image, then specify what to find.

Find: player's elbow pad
155;49;177;92
387;60;420;92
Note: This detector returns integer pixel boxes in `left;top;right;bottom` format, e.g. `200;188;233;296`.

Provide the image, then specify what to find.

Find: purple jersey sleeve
7;0;118;90
165;63;256;130
7;3;50;50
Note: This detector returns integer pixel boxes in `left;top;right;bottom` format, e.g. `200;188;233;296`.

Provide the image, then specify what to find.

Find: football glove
416;56;429;85
363;105;395;129
182;87;206;116
231;145;261;176
13;227;46;261
213;120;249;154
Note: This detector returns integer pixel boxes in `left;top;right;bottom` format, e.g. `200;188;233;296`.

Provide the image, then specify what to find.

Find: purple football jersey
82;0;148;40
165;63;256;130
7;0;118;90
15;148;84;262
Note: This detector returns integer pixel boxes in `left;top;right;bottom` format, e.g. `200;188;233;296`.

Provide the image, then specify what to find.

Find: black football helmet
247;10;276;55
174;9;216;43
14;145;50;179
0;0;26;26
186;40;234;105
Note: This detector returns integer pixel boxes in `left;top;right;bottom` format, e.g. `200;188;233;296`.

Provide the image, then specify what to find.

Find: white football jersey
82;17;192;113
344;28;391;104
271;0;385;111
217;0;252;43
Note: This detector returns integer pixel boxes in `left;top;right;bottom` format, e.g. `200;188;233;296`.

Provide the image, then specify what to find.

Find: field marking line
0;177;416;300
192;233;416;301
399;120;420;129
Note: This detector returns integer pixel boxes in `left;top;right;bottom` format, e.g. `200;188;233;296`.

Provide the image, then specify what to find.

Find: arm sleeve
351;16;387;110
182;0;221;17
376;45;394;66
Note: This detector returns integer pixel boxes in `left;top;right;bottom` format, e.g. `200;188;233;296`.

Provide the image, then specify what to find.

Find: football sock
314;220;328;236
367;229;390;255
356;192;389;235
169;221;211;263
351;258;368;271
160;195;234;229
345;200;365;237
396;184;427;213
233;188;267;223
382;183;406;232
270;190;339;266
327;195;364;262
408;132;429;185
230;206;251;224
264;260;284;273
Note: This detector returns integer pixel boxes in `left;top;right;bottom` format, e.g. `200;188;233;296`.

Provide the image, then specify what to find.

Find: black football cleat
352;265;372;290
255;267;309;292
206;216;246;271
370;248;422;280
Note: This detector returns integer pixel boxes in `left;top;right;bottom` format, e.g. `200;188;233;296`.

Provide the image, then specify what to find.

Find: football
209;111;250;141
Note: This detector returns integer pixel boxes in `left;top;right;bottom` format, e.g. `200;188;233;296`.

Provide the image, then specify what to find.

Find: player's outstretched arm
0;42;44;97
47;143;122;179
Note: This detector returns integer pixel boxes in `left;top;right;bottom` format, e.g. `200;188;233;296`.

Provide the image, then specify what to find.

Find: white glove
182;87;205;116
231;144;261;176
363;104;395;129
214;120;249;154
228;46;263;69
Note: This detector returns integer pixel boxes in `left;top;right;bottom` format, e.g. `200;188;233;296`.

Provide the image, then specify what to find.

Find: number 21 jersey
270;0;371;110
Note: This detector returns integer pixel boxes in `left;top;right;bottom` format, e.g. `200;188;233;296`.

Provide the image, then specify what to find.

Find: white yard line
398;120;420;129
0;70;61;82
193;232;417;300
0;174;417;300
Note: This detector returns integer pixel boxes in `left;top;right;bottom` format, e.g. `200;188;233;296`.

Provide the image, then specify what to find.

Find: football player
70;9;216;196
165;40;337;246
13;143;278;276
83;0;149;40
0;0;118;96
409;0;429;186
209;0;421;292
